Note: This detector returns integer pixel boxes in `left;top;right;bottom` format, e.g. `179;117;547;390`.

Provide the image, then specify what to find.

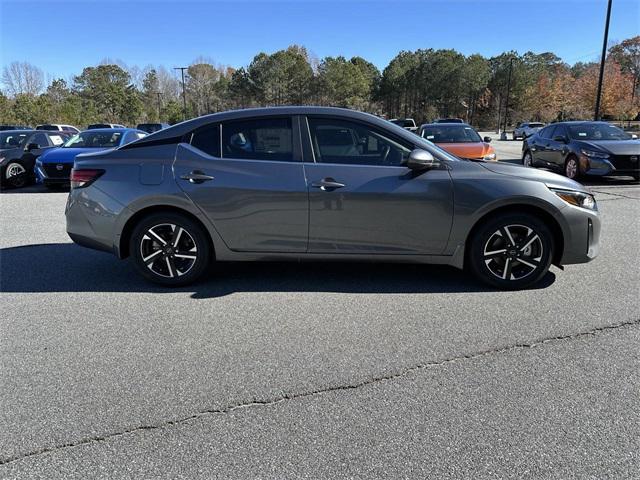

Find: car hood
437;142;493;159
40;147;111;163
579;140;640;155
478;161;588;192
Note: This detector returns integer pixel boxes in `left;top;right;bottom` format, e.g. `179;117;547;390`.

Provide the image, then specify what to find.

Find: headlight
580;148;609;159
550;188;597;211
483;153;497;161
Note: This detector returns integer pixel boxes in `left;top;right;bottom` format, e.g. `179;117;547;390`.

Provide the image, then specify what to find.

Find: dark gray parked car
66;107;600;289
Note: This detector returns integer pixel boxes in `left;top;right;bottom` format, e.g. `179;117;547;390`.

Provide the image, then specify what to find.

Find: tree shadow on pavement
0;243;556;298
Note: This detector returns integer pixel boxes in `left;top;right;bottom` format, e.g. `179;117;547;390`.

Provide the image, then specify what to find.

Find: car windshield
421;125;482;143
529;123;544;128
567;123;631;141
63;131;123;148
0;132;29;149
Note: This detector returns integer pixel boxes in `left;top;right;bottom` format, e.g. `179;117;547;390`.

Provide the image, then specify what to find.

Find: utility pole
501;57;513;138
155;92;162;120
174;67;188;121
594;0;613;120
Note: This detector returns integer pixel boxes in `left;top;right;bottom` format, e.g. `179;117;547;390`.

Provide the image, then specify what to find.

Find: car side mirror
483;136;492;143
405;149;439;170
553;135;567;143
26;143;40;151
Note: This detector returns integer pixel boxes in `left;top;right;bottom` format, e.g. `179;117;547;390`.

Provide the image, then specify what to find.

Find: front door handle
180;170;214;184
311;178;346;191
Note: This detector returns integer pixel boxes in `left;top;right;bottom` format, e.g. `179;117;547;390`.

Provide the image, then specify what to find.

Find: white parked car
35;124;80;134
513;122;545;140
389;118;418;132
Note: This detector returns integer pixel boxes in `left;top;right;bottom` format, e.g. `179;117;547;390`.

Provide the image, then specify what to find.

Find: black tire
129;212;212;286
522;150;534;168
3;162;29;189
564;155;580;180
468;213;554;290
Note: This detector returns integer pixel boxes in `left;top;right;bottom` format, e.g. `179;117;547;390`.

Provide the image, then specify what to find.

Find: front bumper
36;162;73;184
582;155;640;177
557;203;600;265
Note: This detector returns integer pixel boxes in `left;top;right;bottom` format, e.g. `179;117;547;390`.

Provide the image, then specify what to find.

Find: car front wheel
130;213;211;286
468;213;554;290
3;162;28;188
522;151;534;168
564;156;579;179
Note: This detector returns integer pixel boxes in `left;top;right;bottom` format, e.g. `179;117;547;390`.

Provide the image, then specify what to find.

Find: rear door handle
311;178;346;191
180;170;214;184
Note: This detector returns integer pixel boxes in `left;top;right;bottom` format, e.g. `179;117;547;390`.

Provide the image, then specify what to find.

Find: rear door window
222;117;293;162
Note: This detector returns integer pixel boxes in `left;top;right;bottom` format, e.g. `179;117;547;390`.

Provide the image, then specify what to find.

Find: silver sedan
65;107;600;289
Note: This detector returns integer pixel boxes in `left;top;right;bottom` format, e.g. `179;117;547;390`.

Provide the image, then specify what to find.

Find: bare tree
1;61;45;96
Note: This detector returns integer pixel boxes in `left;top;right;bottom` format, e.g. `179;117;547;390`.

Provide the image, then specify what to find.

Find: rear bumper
65;184;127;255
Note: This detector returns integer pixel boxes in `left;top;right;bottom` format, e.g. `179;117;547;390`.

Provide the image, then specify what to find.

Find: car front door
546;124;569;169
174;116;309;252
531;125;556;166
302;116;454;255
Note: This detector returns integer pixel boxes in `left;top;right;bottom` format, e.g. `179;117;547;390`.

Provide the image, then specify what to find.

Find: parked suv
66;107;600;290
522;121;640;180
36;124;80;134
513;122;545;140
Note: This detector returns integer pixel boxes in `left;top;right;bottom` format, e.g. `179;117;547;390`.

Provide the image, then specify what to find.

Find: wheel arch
118;205;215;259
464;204;565;268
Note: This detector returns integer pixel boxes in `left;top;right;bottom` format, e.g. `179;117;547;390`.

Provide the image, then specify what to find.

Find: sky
1;0;639;82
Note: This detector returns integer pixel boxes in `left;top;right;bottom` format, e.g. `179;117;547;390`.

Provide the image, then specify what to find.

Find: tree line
1;36;638;129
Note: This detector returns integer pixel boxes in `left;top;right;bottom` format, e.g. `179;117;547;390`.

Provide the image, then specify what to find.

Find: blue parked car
36;128;147;188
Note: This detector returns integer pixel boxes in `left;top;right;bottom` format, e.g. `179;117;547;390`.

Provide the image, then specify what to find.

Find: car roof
421;122;472;127
132;106;416;146
0;129;34;134
79;128;138;133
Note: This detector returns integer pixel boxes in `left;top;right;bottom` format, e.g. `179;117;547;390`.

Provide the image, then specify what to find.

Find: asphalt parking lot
1;145;639;478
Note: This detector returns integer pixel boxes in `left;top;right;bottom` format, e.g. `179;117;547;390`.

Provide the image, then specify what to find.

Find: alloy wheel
6;163;27;187
139;223;198;278
523;152;532;167
483;224;543;281
565;158;578;179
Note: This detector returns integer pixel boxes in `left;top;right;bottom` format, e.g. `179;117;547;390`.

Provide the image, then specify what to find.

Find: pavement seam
591;189;640;201
1;318;638;466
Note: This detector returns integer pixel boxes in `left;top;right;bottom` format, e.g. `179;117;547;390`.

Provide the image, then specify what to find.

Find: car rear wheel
468;213;554;290
564;156;579;179
130;213;211;286
522;151;533;168
4;162;28;188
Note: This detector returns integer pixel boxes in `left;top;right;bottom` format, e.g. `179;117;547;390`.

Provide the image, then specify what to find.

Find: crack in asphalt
592;189;640;201
1;318;639;466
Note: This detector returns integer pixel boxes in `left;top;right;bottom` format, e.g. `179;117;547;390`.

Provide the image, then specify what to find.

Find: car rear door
302;116;453;255
174;116;309;252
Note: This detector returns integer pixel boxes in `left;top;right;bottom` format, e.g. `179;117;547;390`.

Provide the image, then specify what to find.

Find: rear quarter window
190;123;221;157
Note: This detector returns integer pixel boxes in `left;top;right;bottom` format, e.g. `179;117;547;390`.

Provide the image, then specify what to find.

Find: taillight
70;168;104;188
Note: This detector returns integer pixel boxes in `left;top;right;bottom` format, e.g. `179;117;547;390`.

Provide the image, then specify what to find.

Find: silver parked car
66;107;600;289
513;122;545;140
